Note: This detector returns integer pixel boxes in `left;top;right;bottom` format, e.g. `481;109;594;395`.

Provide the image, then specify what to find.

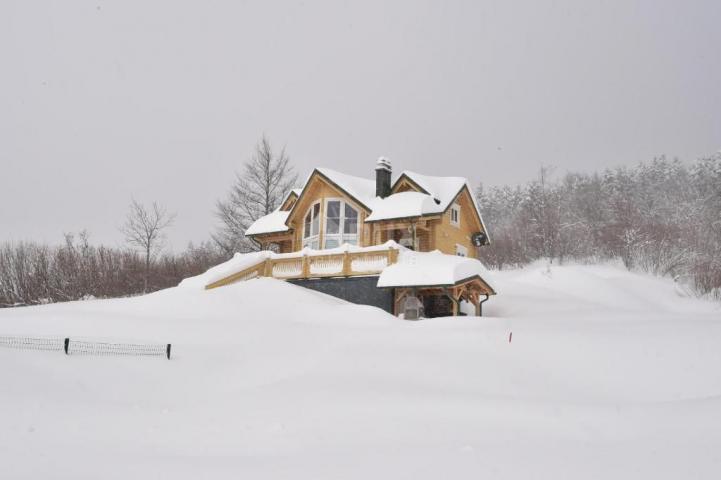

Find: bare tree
214;135;298;255
120;199;176;293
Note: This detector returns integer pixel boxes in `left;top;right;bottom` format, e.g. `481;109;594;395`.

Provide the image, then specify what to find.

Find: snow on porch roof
245;210;290;236
377;249;495;292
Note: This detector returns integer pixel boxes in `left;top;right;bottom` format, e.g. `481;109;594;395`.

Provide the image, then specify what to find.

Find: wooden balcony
205;247;399;290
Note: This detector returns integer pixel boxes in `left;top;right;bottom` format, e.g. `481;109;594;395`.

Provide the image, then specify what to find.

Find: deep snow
1;262;720;479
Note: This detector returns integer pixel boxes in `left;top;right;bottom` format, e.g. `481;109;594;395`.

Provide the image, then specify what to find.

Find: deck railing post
263;259;272;277
342;251;351;276
302;254;310;278
387;247;398;265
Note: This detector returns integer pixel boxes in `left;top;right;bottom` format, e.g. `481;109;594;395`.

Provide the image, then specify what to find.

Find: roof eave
378;274;496;295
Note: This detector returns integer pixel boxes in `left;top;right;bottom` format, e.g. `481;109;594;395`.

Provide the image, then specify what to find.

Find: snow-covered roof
377;249;495;291
245;210;290;236
392;171;490;238
397;171;467;211
366;191;443;221
245;166;489;237
315;168;376;208
366;171;477;222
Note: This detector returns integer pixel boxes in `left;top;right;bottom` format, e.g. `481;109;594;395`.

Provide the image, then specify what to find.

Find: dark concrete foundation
288;276;394;314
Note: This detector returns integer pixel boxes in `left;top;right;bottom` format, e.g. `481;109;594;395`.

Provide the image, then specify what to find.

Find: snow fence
0;335;172;359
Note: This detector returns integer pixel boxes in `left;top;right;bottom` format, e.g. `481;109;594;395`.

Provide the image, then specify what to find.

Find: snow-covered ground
1;262;720;479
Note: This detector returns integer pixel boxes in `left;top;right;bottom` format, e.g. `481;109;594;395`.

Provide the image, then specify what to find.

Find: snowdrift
1;263;720;480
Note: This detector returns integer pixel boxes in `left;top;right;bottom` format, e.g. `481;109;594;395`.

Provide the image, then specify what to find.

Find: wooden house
207;158;495;318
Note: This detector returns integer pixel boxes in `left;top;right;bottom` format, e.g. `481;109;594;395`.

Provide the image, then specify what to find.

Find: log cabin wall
433;187;482;258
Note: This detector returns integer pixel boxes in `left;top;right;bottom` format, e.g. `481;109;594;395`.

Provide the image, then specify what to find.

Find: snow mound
2;263;720;479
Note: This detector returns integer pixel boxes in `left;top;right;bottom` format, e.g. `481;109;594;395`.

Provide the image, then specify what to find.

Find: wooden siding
251;174;487;259
433;187;481;258
287;174;370;250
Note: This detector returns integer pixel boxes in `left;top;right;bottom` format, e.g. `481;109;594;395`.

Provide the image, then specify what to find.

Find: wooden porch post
445;287;460;316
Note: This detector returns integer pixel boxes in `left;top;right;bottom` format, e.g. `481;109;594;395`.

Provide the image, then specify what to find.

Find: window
450;203;460;227
323;199;359;248
455;244;468;257
302;202;321;249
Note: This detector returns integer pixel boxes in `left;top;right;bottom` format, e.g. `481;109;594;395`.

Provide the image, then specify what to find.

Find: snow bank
1;264;720;479
378;249;493;287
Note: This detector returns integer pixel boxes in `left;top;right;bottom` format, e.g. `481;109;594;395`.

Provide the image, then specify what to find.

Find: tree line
476;153;721;299
0;233;225;307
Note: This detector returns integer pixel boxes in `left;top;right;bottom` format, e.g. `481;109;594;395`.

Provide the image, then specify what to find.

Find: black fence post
64;338;69;355
166;344;171;360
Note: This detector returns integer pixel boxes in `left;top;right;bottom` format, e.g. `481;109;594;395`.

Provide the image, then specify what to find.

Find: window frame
302;201;321;249
322;197;360;249
450;203;461;228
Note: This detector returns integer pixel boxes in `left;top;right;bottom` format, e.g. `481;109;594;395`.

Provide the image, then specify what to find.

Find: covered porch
371;216;438;252
391;276;495;317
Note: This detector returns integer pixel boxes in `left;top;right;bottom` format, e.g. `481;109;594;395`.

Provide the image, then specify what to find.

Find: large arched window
302;201;321;249
324;199;359;248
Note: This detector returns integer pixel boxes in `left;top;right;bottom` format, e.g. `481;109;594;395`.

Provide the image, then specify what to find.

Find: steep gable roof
315;168;376;209
246;166;490;241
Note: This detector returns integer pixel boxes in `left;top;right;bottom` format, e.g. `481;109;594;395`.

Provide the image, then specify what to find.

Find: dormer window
450;203;460;227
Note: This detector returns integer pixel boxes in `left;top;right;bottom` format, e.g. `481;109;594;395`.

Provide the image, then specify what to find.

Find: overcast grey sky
1;0;719;249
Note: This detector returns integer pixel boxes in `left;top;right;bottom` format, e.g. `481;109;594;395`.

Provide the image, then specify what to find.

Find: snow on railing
309;256;344;275
272;258;304;278
351;253;390;272
205;242;402;289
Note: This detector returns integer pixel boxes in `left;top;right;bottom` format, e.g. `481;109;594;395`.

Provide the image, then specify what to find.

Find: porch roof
245;210;291;236
377;249;496;294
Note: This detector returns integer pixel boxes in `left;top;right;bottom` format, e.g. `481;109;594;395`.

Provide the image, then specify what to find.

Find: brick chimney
375;157;392;198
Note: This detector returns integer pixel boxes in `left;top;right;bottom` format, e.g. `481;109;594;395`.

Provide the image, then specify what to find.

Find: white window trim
455;243;468;257
450;203;461;228
302;201;321;249
323;197;359;249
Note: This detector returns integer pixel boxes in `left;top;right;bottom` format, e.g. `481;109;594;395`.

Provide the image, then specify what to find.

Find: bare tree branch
120;199;176;293
213;135;298;256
